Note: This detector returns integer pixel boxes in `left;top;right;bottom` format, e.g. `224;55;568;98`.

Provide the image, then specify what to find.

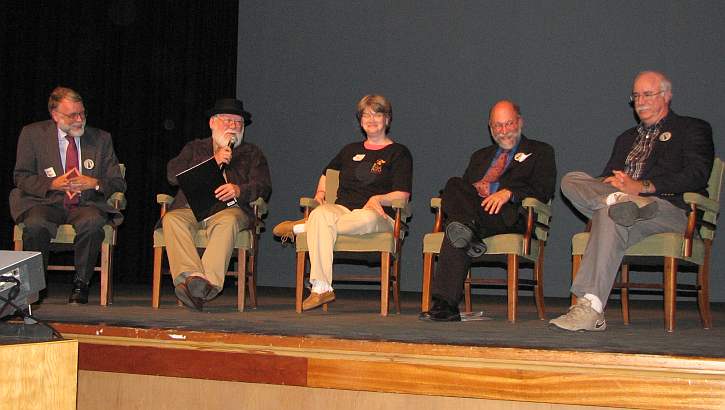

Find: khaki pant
307;204;393;286
162;207;249;294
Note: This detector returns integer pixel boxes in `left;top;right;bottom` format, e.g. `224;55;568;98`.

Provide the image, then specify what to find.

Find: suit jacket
600;111;714;210
462;136;557;204
166;137;272;220
10;120;126;225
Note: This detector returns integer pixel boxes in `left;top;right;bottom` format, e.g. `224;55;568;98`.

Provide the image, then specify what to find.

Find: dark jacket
10;120;126;225
462;136;557;204
599;111;714;210
166;137;272;219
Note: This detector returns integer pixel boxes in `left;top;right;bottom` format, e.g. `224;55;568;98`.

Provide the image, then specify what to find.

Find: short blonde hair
356;94;392;135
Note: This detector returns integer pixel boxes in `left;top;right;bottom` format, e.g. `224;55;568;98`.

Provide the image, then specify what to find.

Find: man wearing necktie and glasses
10;87;126;304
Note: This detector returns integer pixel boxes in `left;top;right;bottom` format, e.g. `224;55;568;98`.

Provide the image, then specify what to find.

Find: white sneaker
549;298;607;331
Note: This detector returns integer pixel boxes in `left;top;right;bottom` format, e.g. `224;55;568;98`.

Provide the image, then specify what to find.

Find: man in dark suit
420;100;557;321
10;86;126;304
550;71;714;332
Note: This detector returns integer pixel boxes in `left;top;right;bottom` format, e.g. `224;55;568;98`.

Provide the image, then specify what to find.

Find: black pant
431;177;525;306
20;205;107;285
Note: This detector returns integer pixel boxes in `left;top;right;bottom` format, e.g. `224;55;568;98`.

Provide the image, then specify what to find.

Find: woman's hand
363;195;386;216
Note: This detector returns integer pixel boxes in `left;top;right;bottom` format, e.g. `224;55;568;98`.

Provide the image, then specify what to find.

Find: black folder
176;157;238;221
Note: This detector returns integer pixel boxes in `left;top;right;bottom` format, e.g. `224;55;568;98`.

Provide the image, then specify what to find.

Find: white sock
310;279;333;294
605;192;628;206
293;223;306;234
583;293;603;313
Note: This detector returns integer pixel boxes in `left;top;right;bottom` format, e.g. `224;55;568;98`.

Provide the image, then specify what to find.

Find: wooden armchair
421;197;552;322
294;169;411;316
13;164;127;306
151;196;267;312
571;157;723;332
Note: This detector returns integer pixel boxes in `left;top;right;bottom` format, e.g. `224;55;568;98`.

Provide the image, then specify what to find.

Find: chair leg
533;243;546;320
100;242;111;306
393;254;401;314
380;252;390;316
152;247;163;309
663;256;677;333
295;252;306;313
247;250;258;309
14;238;23;251
507;254;519;323
698;240;713;329
571;255;582;306
421;253;434;312
620;264;630;325
237;248;247;312
464;270;472;314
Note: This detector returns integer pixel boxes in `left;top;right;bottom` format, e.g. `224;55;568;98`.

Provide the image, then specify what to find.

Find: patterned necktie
473;150;509;198
64;135;80;208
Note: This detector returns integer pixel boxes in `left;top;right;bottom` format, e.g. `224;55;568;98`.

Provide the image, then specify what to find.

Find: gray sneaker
549;298;607;331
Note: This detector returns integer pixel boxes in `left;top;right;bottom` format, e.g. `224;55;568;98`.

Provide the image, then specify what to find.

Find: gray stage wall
237;1;725;301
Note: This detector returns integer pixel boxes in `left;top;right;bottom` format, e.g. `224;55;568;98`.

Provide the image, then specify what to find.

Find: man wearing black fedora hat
161;98;271;310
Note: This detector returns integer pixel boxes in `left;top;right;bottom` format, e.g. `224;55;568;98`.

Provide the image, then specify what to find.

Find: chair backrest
325;169;340;204
701;157;724;239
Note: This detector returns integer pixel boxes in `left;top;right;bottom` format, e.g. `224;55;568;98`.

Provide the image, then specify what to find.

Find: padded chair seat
423;231;541;262
296;231;396;253
14;223;115;245
153;227;253;249
572;232;704;265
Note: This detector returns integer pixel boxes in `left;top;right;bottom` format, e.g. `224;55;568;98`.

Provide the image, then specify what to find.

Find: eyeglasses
361;112;385;120
215;116;243;126
55;110;87;121
629;90;665;102
490;119;519;131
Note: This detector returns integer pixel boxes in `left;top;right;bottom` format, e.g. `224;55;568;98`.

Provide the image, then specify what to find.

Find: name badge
353;154;366;161
44;167;56;177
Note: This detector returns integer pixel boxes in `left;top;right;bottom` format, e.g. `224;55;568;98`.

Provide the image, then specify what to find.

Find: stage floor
28;281;725;358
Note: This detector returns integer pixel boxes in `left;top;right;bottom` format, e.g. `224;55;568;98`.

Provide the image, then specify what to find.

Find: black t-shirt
323;141;413;218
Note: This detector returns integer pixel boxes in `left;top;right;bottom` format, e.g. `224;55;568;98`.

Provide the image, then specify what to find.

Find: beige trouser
307;204;394;286
162;207;249;294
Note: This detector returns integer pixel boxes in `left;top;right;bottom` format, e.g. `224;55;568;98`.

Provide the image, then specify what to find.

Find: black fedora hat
206;98;252;125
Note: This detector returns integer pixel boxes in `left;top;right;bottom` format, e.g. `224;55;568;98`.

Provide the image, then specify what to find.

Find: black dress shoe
68;281;89;305
175;280;204;311
445;221;487;258
419;299;461;322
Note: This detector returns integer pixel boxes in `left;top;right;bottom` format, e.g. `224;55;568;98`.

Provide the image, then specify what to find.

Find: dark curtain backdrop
0;1;239;283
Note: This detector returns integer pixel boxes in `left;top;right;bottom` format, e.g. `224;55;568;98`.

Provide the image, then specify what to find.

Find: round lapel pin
659;132;672;142
83;159;95;170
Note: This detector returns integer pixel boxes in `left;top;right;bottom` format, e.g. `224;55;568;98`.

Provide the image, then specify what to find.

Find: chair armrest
430;197;442;209
683;192;719;214
522;197;552;218
249;197;268;217
299;197;320;209
107;192;127;210
157;194;175;205
391;198;412;219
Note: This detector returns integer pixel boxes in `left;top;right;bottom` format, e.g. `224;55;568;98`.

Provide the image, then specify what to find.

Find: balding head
631;71;672;126
488;100;523;150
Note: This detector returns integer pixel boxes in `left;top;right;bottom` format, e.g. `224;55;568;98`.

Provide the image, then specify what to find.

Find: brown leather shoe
273;219;305;243
302;291;335;311
175;280;204;311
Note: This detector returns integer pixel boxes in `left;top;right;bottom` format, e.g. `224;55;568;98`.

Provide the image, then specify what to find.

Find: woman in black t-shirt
282;94;413;311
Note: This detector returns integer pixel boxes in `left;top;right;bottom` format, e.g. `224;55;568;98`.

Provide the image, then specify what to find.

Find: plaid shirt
624;119;664;179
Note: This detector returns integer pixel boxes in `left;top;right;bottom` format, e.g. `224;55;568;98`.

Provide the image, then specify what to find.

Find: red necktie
64;135;80;208
473;150;509;197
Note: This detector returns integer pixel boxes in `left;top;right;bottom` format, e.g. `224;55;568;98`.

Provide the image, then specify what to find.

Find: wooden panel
79;343;307;385
78;370;622;410
308;358;725;410
55;323;725;410
0;339;78;410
